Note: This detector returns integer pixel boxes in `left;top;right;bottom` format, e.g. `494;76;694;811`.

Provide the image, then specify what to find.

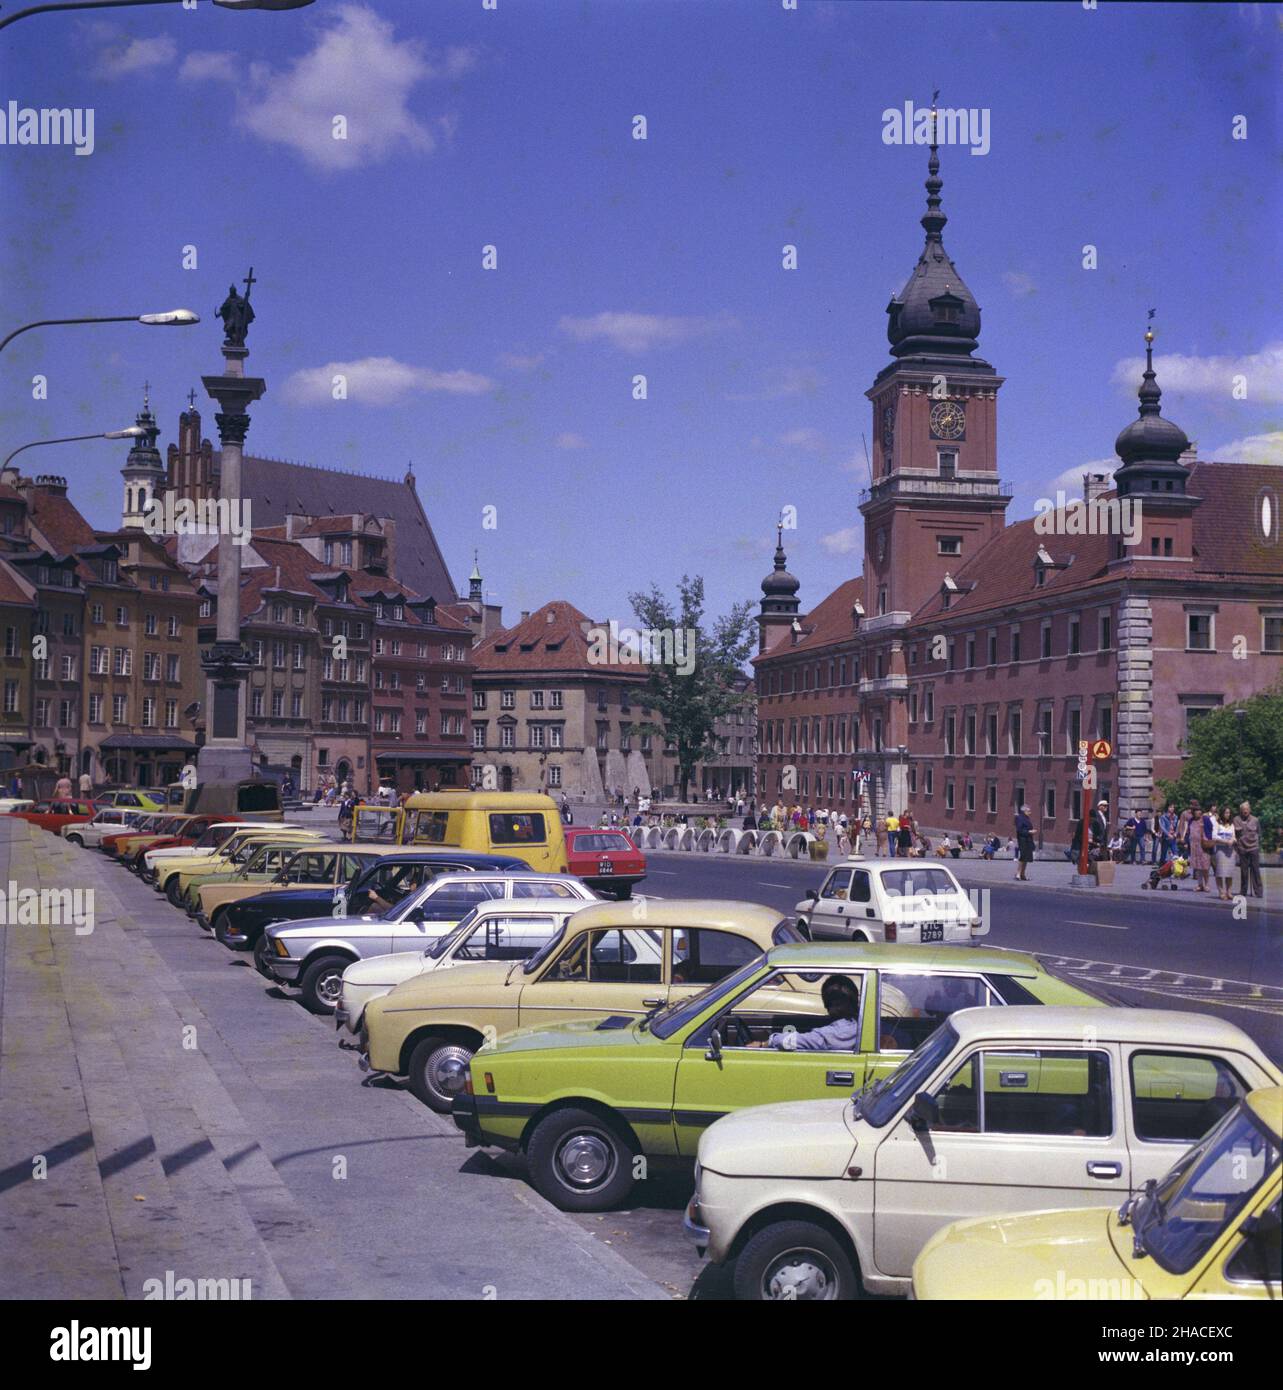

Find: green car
452;941;1109;1212
175;840;316;915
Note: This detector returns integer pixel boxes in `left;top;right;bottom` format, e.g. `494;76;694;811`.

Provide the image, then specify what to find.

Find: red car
100;811;174;857
120;815;236;873
563;826;646;899
10;800;98;834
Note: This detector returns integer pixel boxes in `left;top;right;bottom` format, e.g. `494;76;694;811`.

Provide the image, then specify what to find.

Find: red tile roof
474;601;645;676
754;576;865;663
0;557;35;606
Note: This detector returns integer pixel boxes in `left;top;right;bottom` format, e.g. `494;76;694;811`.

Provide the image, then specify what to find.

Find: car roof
947;1006;1260;1049
765;941;1040;975
1246;1086;1283;1138
403;791;560;811
564;898;784;933
430;870;577;882
836;858;962;872
357;850;528;867
466;898;590;915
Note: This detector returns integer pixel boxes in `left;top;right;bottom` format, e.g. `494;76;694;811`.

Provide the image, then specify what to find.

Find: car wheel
407;1036;476;1113
253;934;276;978
299;954;349;1014
732;1220;858;1301
526;1107;637;1213
165;879;185;907
66;834;84;848
795;917;811;939
215;914;247;950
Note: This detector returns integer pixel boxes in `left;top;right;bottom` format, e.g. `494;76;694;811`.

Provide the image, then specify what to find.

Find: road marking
1038;954;1283;1016
1064;920;1129;930
647;870;678;875
760;882;798;889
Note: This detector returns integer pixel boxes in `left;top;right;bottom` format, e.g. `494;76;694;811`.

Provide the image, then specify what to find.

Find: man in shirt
1234;802;1264;898
750;976;861;1052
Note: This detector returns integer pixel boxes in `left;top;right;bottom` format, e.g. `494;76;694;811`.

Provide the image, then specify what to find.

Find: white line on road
760;882;798;889
1064;920;1130;930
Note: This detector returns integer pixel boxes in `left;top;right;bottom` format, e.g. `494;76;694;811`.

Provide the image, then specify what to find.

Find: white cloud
555;432;587;449
1002;270;1037;298
182;4;477;173
558;311;729;353
1207;430;1283;465
179;51;237;83
1112;342;1283;406
820;527;862;555
778;427;826;452
97;34;176;78
282;356;495;406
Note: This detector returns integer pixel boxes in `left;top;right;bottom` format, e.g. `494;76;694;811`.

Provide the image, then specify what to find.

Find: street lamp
0;0;313;31
2;426;144;473
1;310;198;355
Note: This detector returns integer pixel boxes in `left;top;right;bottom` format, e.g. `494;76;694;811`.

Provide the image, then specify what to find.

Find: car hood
238;886;334;909
269;912;381;938
486;1017;647;1055
697;1099;856;1179
913;1206;1147;1300
343;951;426;987
380;960;515;1009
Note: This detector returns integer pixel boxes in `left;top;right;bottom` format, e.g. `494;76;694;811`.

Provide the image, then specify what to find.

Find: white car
795;858;984;945
61;807;142;848
261;871;600;1013
334;897;591;1035
141;821;258;874
686;1006;1281;1300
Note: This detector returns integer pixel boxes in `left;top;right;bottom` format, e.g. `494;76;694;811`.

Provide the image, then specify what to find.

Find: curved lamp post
2;426;145;473
1;310;198;355
0;0;313;31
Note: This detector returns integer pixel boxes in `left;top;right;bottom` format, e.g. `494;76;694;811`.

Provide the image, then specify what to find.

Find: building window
963;710;976;755
473;690;487;710
112;694;127;723
1008;706;1022;755
530;690;544;709
924;767;934;797
61;654;76;680
144;652;160;681
1040;622;1052;659
985;710;998;755
1010;627;1021;664
59;699;74;727
944;779;955;812
938;449;957;478
531;725;545;749
1068;704;1082;753
1037;704;1053;755
115;606;128;627
1098;702;1113;743
144;612;158;636
292;693;303;719
113;648;132;677
271;691;284;718
1262;613;1283;654
548;765;562;788
142;698;156;728
1044;784;1056;820
251;690;264;717
501;689;515;710
1068;615;1081;655
1186;612;1214;651
472;724;486;749
166;655;180;682
501;725;515;749
1099;611;1113;650
944;711;956;755
549;690;563;709
88;694;103;723
923;686;934;723
909;688;918;723
966;781;976;814
937;535;962;556
986;782;998;815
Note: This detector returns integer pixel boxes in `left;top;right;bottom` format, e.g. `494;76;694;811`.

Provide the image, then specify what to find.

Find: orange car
10;800;97;834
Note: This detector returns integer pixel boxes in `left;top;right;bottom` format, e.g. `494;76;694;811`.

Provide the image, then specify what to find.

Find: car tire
208;907;231;940
215;914;248;950
526;1107;637;1213
66;833;84;848
298;954;349;1014
253;934;276;978
732;1220;859;1301
165;879;185;907
795;917;810;939
407;1035;476;1113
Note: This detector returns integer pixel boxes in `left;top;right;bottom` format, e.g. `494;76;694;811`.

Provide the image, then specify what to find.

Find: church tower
861;107;1010;621
120;386;166;529
758;524;801;654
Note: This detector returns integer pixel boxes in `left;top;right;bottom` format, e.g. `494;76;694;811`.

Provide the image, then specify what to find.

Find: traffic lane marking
760;882;799;889
1063;919;1130;930
1041;955;1283;995
1083;981;1283;1019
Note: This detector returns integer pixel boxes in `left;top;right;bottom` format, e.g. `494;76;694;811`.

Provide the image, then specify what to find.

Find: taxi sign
1090;739;1112;760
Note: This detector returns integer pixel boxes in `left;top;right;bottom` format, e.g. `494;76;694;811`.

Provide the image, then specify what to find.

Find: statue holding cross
216;268;257;348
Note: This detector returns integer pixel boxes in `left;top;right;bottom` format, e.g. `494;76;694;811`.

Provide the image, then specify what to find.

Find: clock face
881;403;895;451
930;399;966;440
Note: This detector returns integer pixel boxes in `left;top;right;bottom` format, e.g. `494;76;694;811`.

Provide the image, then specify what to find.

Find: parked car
912;1084;1282;1300
262;872;600;1014
119;815;235;872
795;858;984;945
177;777;282;823
399;791;569;873
141;821;248;880
336;898;594;1034
10;800;98;835
214;849;532;953
194;845;390;934
177;834;331;914
105;813;194;862
361;899;803;1113
100;810;173;856
0;798;35;814
153;826;324;903
93;788;166;812
563;826;646;898
685;1006;1281;1300
451;942;1108;1211
61;807;145;848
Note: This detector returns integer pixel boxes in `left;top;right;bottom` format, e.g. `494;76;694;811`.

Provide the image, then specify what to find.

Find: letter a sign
1090;739;1112;760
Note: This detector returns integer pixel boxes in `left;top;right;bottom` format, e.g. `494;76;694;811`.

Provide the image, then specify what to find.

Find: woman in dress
1211;805;1237;901
1182;798;1211;892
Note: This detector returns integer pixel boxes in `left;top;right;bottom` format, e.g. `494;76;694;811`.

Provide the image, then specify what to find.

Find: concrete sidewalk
0;817;666;1301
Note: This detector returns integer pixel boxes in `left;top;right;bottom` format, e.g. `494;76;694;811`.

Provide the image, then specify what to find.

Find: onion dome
1114;327;1190;466
761;526;800;599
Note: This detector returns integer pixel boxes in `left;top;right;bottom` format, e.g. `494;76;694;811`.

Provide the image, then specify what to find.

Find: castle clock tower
861;109;1010;622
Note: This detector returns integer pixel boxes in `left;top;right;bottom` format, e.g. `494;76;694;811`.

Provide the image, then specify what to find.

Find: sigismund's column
198;269;265;781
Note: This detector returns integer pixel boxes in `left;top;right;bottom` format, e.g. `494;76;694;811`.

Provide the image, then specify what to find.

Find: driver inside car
747;975;860;1052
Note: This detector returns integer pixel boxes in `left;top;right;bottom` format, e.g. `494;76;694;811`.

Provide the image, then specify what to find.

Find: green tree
625;576;756;803
1158;680;1283;850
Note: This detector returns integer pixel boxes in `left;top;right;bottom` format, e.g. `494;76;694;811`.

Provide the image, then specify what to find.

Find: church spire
921;92;947;241
1114;316;1191;480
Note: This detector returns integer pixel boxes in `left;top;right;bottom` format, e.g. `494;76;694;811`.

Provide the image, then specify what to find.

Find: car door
671;961;874;1155
808;868;853;939
516;926;670;1030
390;879;503;949
869;1042;1128;1280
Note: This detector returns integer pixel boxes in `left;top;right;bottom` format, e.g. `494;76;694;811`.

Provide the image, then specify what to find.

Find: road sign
1090;739;1112;760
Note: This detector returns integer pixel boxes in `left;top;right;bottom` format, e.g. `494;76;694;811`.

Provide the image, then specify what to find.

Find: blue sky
2;0;1278;628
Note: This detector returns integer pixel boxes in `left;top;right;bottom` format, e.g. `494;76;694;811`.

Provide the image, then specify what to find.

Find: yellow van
398;791;568;872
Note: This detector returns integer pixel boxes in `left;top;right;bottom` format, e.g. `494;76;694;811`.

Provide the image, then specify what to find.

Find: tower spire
922;89;946;241
1138;313;1162;416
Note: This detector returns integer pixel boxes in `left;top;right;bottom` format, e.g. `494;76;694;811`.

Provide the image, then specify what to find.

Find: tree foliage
626;576;756;802
1157;680;1283;849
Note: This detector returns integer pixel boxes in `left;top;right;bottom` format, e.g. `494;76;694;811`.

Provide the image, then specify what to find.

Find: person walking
1210;805;1237;901
1234;801;1263;899
79;769;93;798
1157;803;1177;866
897;809;913;858
1184;798;1212;892
1014;803;1035;880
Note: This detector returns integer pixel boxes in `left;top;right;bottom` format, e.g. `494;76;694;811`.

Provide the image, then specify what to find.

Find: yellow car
913;1085;1281;1300
361;899;802;1111
399;791;569;874
154;826;323;904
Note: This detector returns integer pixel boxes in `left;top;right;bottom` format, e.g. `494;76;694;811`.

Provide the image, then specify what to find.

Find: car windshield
1137;1101;1280;1275
858;1021;957;1127
649;954;768;1040
425;906;485;960
522;921;570;974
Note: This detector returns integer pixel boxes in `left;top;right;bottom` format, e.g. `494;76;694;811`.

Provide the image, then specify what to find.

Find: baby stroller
1142;855;1188;890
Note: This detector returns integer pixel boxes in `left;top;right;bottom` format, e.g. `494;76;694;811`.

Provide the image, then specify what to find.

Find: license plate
598;860;615;874
920;923;944;942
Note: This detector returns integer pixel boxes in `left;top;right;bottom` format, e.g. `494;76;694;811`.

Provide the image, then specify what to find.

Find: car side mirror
705;1028;723;1062
910;1091;939;1132
805;888;819;901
